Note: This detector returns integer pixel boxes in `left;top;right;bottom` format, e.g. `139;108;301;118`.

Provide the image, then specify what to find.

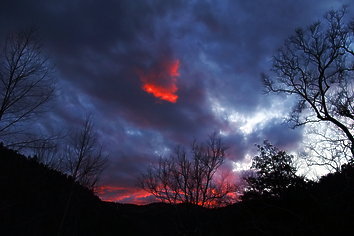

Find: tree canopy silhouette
243;141;305;199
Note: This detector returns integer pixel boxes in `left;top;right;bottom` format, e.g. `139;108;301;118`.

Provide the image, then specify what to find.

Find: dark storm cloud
1;0;352;202
260;120;304;149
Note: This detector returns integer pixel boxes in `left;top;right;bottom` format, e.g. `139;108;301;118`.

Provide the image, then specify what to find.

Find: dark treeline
1;144;353;235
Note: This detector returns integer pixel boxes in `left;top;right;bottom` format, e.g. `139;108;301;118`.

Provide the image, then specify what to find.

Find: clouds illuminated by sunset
139;59;180;103
0;0;351;205
97;185;156;205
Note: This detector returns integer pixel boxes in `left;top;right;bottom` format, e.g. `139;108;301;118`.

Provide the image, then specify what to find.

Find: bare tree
58;116;107;235
0;29;54;144
139;134;237;207
263;8;354;157
63;116;107;191
301;123;352;172
32;137;64;170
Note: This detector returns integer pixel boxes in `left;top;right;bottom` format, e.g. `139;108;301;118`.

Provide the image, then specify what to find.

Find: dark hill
0;144;125;235
0;144;212;235
1;144;353;235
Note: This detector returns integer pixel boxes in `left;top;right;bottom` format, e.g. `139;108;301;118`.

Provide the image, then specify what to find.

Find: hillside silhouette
1;144;353;235
0;144;123;235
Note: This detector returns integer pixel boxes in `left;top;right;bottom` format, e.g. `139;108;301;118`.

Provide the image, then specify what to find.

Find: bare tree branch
139;133;237;207
0;29;55;147
264;8;354;157
62;115;108;191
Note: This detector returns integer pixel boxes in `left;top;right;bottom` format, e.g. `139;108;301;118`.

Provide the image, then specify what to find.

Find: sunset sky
1;0;352;204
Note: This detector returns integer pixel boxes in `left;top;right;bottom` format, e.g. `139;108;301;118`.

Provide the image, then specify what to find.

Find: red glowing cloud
97;185;156;205
139;60;180;103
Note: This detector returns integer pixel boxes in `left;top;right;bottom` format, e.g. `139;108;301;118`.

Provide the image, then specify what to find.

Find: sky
1;0;352;204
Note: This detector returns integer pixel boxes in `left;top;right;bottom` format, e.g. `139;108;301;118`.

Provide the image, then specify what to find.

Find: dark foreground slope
0;145;212;235
0;145;124;235
113;163;354;235
1;144;353;235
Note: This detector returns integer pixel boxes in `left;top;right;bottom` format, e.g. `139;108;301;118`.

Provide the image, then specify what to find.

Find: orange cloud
139;59;180;103
97;185;155;205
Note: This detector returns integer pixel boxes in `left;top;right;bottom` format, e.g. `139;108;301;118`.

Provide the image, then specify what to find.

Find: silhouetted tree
140;134;236;207
64;116;107;190
263;8;354;157
63;115;107;191
243;141;304;199
0;29;54;146
58;116;107;235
